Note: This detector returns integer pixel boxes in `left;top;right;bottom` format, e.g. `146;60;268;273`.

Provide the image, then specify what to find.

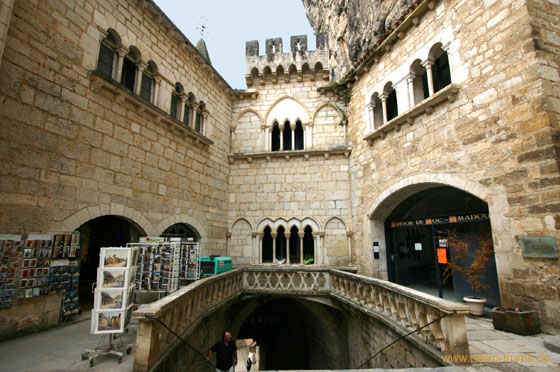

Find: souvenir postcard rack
86;247;138;366
0;233;81;316
181;242;201;281
128;242;180;295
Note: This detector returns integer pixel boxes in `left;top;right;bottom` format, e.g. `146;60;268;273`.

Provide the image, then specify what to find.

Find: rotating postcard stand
83;247;138;367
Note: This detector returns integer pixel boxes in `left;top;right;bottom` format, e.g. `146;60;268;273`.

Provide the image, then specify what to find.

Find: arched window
276;65;285;83
370;93;383;130
121;46;141;92
283;121;292;151
262;226;273;263
410;59;429;105
289;226;300;264
384;82;398;122
430;44;451;93
295;120;304;150
303;226;314;265
140;61;157;103
276;226;287;263
263;66;272;84
271;122;280;151
195;101;205;133
170;83;184;120
97;29;120;79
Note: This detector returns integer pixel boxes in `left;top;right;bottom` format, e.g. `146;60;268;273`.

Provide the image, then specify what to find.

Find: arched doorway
384;186;501;306
77;215;145;310
236;297;343;370
160;222;200;242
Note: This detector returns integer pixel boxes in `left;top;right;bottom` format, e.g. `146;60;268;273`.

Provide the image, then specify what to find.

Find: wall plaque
520;237;558;258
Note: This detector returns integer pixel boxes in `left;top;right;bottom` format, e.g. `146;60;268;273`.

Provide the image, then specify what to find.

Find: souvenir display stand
128;242;181;298
84;247;138;366
181;241;201;282
0;233;81;321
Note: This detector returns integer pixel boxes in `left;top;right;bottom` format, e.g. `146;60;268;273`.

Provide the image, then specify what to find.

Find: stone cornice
364;84;459;145
228;146;352;164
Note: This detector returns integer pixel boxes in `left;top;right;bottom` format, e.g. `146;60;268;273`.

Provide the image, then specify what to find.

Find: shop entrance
385;187;501;306
77;215;145;310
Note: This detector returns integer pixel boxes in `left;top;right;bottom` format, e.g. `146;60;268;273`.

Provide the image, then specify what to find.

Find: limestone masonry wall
344;0;560;328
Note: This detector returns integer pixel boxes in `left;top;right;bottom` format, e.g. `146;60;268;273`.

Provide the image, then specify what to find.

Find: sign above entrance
388;213;490;228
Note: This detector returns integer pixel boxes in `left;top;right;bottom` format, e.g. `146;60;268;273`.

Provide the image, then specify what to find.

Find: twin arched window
170;85;206;134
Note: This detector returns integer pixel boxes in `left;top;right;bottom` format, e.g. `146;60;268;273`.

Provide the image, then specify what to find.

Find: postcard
94;310;124;334
99;269;127;289
97;289;125;310
101;249;129;268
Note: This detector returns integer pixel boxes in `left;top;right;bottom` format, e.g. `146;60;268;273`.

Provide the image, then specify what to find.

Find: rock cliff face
302;0;416;80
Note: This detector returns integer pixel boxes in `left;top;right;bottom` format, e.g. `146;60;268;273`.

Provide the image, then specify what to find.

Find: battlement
245;34;330;87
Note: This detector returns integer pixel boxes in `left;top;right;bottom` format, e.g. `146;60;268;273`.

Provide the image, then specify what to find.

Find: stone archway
52;203;156;236
366;173;508;305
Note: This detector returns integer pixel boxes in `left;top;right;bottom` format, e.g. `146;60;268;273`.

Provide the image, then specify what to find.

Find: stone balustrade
132;267;469;371
133;269;244;372
329;270;470;358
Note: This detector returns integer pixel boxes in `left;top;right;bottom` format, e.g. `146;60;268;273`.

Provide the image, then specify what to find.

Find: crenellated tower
245;34;330;87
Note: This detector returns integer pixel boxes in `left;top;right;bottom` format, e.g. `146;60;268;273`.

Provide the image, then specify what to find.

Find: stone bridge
133;267;470;371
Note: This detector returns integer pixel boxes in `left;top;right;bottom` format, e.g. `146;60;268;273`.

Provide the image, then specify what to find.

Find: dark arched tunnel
233;296;346;370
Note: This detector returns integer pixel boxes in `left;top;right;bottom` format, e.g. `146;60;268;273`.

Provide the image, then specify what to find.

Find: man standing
206;331;237;372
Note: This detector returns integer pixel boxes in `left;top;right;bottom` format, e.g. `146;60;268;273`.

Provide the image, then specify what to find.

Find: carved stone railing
133;267;469;371
329;270;469;359
243;266;330;294
133;269;244;372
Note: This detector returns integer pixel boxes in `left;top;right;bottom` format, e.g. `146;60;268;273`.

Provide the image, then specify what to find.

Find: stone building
0;0;558;339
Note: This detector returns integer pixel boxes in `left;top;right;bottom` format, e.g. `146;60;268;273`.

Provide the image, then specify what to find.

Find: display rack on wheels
84;247;138;367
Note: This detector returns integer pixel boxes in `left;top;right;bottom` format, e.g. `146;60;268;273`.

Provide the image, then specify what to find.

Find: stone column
279;124;284;150
367;102;375;132
285;233;291;264
153;76;161;106
406;74;415;107
306;122;313;149
347;230;353;265
263;125;268;151
257;233;263;264
290;122;296;150
230;127;235;153
299;232;304;264
252;232;258;265
226;232;231;257
114;47;127;82
271;232;277;264
191;103;199;127
381;94;388;125
319;232;325;264
201;112;209;136
134;62;146;95
423;59;435;96
178;95;186;123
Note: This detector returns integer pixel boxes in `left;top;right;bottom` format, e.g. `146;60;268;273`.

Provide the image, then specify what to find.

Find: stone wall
229;44;351;265
0;0;14;68
0;0;232;336
342;0;560;329
0;0;232;249
0;293;62;341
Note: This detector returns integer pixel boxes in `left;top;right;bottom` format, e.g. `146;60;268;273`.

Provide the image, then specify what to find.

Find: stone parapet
133;267;470;371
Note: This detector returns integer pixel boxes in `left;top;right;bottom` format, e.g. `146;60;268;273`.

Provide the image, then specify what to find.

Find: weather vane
196;15;209;39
